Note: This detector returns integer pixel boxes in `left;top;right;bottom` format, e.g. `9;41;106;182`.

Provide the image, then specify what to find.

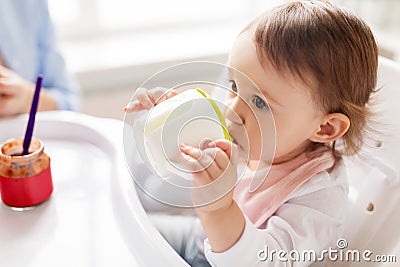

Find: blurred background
47;0;400;120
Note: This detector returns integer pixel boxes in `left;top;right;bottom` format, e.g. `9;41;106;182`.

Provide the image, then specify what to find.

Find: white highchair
330;57;400;266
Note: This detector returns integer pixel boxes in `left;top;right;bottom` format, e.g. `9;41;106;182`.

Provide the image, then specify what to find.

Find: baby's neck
246;160;270;172
246;142;314;171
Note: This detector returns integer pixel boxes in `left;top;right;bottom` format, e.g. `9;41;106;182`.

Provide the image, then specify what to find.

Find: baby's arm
199;199;246;253
180;140;246;252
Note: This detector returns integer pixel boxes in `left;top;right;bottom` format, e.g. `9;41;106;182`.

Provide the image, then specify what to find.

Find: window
47;0;289;73
48;0;273;40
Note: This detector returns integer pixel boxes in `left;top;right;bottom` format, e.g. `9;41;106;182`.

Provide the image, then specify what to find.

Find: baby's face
226;30;323;164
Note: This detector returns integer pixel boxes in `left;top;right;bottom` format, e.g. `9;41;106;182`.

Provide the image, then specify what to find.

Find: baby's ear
309;113;350;143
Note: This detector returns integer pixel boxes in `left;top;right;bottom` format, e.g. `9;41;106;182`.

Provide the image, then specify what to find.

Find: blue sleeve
37;0;81;111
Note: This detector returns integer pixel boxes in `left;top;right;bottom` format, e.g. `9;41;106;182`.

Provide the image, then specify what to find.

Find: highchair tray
0;111;188;267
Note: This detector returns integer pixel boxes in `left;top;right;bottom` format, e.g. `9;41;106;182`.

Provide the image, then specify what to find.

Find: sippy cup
133;88;232;178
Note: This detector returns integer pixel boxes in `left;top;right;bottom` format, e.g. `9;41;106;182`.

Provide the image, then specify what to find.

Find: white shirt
204;159;349;266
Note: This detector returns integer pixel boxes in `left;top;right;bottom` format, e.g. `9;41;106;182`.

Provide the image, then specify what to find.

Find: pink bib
234;147;335;227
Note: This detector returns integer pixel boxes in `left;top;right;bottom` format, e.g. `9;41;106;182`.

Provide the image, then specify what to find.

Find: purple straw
22;75;43;155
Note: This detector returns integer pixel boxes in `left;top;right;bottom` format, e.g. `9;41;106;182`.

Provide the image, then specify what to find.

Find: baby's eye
229;80;237;92
251;95;269;110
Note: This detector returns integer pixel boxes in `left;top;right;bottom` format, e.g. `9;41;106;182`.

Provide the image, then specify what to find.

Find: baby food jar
0;138;53;208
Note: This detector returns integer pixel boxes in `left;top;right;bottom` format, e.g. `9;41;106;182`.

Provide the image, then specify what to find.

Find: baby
125;1;378;266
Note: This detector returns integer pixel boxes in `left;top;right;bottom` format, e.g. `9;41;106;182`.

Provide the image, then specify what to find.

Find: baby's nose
225;105;243;125
225;96;245;125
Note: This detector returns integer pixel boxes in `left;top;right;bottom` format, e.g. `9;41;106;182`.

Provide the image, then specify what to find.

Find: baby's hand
179;139;239;214
124;87;178;112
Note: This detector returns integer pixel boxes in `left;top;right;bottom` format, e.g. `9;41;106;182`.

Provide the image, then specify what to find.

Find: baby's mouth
230;134;239;146
230;133;245;151
227;125;239;146
227;127;237;145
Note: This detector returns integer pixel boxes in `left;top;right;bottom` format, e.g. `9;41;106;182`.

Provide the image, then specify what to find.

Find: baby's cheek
255;125;275;160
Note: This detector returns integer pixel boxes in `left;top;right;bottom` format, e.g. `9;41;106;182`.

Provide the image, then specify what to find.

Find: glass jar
0;138;49;178
0;138;53;208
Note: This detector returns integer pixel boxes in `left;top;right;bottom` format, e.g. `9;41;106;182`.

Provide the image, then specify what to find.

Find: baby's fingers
124;87;153;113
136;87;156;109
212;139;239;164
180;144;228;178
124;87;178;113
124;100;143;112
179;145;218;185
152;88;178;104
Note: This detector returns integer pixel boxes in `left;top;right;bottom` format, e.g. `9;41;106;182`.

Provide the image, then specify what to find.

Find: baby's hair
244;0;379;156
